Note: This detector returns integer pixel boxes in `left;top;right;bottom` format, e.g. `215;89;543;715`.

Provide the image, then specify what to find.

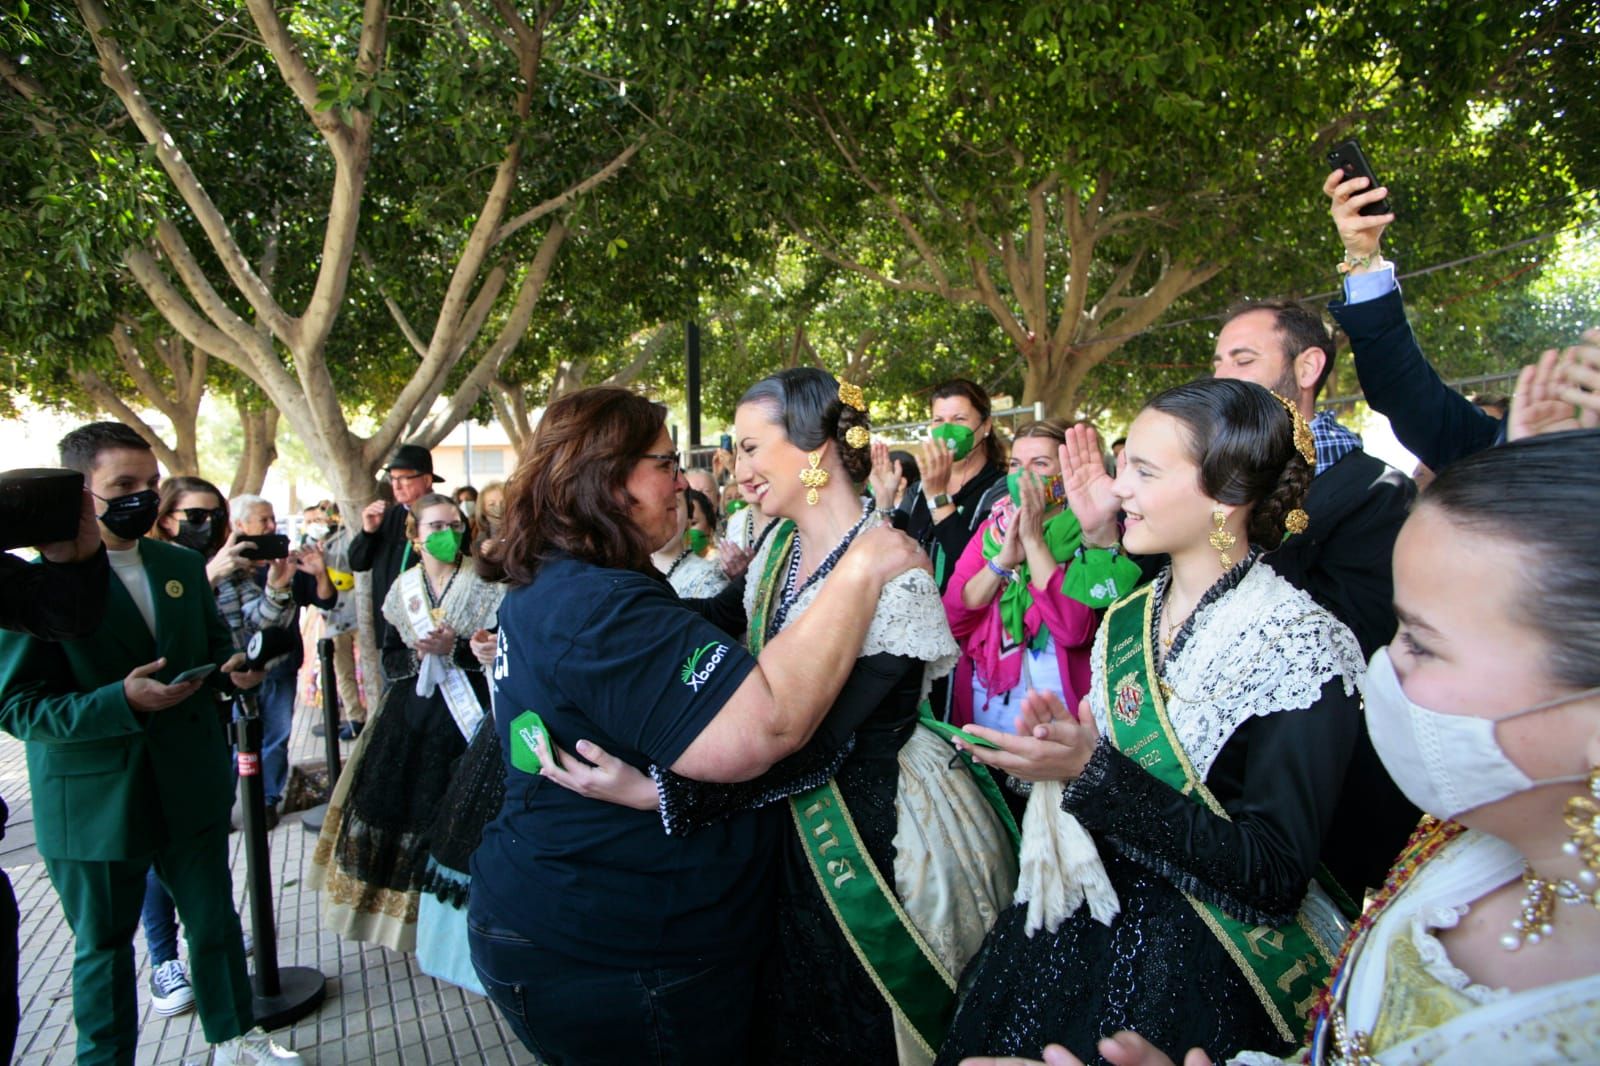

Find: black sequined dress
936;557;1364;1066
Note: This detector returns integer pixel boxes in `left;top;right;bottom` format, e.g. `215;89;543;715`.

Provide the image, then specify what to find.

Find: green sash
749;519;960;1055
1100;585;1333;1044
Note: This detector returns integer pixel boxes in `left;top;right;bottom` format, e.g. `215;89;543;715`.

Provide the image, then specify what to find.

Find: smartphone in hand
1326;138;1392;218
238;533;291;561
171;662;218;685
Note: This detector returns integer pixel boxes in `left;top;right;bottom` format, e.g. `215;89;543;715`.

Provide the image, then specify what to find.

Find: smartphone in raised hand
1326;138;1392;218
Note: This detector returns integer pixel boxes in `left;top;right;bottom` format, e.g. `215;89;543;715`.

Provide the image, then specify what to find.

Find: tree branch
77;0;294;342
491;131;648;247
70;367;182;473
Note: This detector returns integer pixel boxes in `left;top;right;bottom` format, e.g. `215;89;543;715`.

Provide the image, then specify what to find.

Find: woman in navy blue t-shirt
469;387;926;1065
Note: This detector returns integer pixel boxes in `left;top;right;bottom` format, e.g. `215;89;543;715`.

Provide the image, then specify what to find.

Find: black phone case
1326;139;1392;218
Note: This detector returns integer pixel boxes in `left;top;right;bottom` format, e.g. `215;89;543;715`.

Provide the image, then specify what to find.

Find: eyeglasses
419;520;467;534
389;471;430;485
641;452;683;478
180;507;227;526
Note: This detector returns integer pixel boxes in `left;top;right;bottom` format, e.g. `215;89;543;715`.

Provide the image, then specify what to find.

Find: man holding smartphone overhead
0;422;299;1064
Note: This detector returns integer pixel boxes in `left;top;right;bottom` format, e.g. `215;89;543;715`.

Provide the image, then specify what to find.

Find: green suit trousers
44;820;252;1065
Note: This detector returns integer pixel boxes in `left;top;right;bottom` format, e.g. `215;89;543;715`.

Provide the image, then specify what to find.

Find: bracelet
1337;251;1379;274
986;559;1015;581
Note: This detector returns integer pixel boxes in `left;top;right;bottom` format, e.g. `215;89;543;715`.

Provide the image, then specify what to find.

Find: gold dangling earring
799;451;830;506
1565;766;1600;900
1208;509;1237;571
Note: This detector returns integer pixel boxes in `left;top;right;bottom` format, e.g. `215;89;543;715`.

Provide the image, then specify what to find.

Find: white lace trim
382;568;503;646
1088;561;1365;778
745;511;959;690
1409;904;1511;1006
667;553;729;600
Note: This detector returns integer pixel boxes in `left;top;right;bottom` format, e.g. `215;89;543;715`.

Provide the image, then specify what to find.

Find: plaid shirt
1311;409;1363;478
212;569;294;653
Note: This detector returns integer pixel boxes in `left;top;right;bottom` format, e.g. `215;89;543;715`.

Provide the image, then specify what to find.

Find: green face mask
725;498;749;516
1007;470;1067;507
423;528;462;563
685;528;711;554
930;423;976;462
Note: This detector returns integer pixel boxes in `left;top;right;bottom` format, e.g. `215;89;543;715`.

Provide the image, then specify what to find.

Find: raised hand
1323;168;1393;265
919;437;954;499
957;691;1099;783
362;499;387;534
868;440;903;511
1060;424;1120;544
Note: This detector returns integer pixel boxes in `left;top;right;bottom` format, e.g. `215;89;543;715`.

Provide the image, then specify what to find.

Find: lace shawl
1086;560;1365;779
381;567;504;648
666;552;729;600
743;509;960;687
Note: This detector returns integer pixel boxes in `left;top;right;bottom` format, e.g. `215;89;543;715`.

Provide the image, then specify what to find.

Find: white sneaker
211;1027;302;1064
150;959;195;1017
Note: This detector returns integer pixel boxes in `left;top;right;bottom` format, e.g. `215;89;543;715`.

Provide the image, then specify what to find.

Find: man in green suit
0;423;301;1065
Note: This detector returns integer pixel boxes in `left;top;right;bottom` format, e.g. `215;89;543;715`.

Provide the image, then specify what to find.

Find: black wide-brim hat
385;443;444;485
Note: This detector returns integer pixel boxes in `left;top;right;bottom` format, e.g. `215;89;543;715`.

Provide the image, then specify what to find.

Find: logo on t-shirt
680;641;729;692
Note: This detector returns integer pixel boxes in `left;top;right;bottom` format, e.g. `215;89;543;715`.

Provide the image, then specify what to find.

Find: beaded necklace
766;499;875;640
661;547;693;582
1305;816;1468;1064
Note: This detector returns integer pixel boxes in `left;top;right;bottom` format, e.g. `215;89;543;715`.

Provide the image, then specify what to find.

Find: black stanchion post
301;637;342;834
232;690;326;1029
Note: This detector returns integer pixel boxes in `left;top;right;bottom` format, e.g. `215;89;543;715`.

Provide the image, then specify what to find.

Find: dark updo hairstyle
156;475;229;558
683;488;717;531
481;387;668;585
1420;428;1600;689
1144;378;1311;549
931;378;1007;469
738;368;873;484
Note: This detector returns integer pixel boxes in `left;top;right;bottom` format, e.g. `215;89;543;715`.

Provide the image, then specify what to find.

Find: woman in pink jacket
942;420;1099;732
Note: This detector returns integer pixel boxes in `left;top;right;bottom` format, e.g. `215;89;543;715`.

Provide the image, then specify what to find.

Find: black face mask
174;519;218;557
96;489;160;541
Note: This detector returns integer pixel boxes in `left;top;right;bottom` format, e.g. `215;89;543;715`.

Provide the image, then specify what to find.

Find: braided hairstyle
739;368;873;483
1145;378;1311;549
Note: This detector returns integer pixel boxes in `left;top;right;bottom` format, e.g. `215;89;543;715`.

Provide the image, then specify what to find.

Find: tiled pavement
1;693;539;1065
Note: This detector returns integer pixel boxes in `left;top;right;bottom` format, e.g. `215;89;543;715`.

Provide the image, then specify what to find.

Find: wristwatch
927;491;952;510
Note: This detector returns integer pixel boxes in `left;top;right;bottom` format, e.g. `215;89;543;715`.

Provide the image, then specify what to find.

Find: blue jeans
468;918;758;1065
245;664;297;806
139;868;179;966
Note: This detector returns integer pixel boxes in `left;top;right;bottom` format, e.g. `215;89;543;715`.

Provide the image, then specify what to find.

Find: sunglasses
179;507;228;526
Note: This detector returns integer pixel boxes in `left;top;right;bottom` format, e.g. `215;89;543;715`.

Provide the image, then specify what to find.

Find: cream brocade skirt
891;726;1020;1066
306;697;418;952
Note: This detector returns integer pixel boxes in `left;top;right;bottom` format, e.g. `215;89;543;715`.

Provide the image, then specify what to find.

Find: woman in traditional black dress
936;380;1365;1065
309;493;502;951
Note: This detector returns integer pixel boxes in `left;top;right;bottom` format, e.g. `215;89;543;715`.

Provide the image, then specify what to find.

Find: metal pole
318;637;341;783
232;691;327;1027
463;420;473;488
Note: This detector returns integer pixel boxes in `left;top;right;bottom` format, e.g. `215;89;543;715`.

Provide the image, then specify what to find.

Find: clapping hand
294;542;327;576
918;436;954;500
1509;329;1600;441
868;441;903;512
718;539;754;580
415;624;456;657
1059;424;1120;545
955;691;1100;783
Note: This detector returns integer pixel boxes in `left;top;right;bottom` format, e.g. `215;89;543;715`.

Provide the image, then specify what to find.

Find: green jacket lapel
102;561;158;665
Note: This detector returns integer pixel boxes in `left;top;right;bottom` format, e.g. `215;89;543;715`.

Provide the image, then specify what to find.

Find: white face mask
303;522;329;541
1364;647;1595;821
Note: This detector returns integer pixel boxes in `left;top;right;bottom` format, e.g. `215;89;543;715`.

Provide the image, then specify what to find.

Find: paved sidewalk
2;697;538;1065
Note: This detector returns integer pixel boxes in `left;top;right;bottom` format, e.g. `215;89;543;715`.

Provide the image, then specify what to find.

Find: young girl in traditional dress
309;493;502;951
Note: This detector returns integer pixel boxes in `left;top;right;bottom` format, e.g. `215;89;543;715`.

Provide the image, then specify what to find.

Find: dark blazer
348;502;416;650
1265;449;1422;894
0;538;237;861
1265;448;1414;660
1329;288;1504;471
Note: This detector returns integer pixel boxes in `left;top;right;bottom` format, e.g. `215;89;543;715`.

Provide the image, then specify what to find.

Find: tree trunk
230;407;279;496
1020;341;1093;420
